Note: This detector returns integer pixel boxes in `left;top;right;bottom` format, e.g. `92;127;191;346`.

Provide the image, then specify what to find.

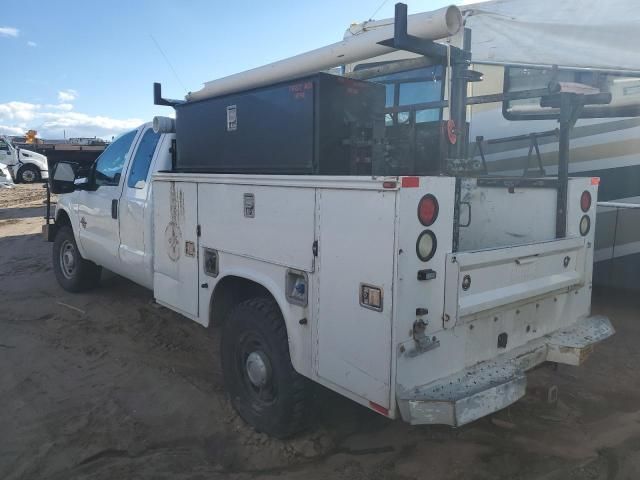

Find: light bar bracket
153;82;185;107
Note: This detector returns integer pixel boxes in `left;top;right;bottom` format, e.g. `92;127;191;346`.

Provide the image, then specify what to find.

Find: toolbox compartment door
153;181;200;319
315;188;396;408
444;236;586;328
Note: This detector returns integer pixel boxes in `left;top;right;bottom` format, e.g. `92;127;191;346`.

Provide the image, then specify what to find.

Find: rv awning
462;0;640;72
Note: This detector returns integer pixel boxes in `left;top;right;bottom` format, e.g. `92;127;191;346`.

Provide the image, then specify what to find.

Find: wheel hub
63;250;75;269
22;170;35;182
60;240;76;278
245;351;271;388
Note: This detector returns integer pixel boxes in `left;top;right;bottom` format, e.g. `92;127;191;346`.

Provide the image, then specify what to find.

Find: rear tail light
579;215;591;236
580;190;592;212
418;194;439;226
416;230;437;262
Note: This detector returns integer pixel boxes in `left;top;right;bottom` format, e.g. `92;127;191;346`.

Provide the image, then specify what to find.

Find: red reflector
580;190;592;212
446;119;457;144
401;176;419;188
369;401;389;416
383;181;397;189
591;177;600;185
418;194;439;226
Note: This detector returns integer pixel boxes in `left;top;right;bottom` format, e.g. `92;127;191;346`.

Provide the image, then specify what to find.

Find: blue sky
0;0;453;139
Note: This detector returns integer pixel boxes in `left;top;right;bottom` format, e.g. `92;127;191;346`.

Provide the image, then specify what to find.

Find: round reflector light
416;230;437;262
580;190;592;212
579;215;591;236
418;194;439;226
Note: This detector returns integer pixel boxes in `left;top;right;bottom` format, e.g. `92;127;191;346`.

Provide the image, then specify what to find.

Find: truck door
118;127;163;288
77;129;139;272
0;138;15;167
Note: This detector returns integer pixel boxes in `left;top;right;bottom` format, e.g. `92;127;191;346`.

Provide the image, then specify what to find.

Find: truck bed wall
457;178;557;251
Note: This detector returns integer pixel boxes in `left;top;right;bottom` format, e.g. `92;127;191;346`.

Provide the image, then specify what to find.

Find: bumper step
398;315;614;426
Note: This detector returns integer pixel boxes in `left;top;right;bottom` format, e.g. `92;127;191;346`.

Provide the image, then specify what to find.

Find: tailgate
444;236;586;328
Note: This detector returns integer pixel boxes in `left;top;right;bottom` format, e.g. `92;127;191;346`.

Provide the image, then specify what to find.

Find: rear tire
17;164;41;183
52;226;101;292
221;297;311;438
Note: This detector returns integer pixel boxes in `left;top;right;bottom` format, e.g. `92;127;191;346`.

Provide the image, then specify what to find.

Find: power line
369;0;391;20
150;34;187;93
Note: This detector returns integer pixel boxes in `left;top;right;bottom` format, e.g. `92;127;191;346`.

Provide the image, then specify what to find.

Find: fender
209;266;313;379
53;205;89;259
18;149;48;171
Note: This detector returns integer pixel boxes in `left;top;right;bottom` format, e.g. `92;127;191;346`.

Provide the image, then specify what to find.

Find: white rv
46;3;614;438
345;0;640;288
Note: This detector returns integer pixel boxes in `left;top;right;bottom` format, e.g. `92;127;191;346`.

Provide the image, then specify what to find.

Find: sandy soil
1;184;640;480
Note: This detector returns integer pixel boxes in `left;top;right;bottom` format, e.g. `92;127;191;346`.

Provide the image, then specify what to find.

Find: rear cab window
127;129;161;188
356;63;445;125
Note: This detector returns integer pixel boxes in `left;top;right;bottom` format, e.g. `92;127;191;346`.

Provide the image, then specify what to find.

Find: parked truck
45;4;614;437
0;135;49;183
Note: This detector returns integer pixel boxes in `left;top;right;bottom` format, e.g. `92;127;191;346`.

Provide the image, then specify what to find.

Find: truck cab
48;122;172;290
0;135;49;183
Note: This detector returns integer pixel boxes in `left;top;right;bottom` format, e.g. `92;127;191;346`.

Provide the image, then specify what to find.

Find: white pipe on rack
187;5;462;102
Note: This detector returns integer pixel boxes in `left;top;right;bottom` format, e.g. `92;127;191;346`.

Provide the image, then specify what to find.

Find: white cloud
0;27;19;38
45;103;74;111
0;124;26;136
0;102;40;122
0;100;142;139
57;89;78;102
26;41;37;47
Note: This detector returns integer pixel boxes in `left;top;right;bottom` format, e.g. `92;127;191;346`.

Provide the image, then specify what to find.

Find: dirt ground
1;184;639;480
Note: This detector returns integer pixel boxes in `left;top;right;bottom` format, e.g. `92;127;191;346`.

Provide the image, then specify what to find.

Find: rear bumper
397;315;614;426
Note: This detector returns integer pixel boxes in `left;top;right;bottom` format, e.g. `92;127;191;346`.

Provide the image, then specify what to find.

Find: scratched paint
165;182;186;262
169;182;186;225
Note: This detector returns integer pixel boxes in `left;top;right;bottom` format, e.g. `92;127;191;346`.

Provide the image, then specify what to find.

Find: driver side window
94;130;137;187
0;139;9;151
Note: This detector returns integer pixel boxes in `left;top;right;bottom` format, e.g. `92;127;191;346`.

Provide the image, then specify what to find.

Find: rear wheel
52;226;101;292
17;164;40;183
221;297;311;438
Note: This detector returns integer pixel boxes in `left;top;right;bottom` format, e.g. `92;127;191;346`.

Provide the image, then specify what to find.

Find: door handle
111;199;118;219
515;255;538;265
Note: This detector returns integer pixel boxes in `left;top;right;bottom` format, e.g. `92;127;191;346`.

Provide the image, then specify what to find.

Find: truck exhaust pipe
187;5;462;102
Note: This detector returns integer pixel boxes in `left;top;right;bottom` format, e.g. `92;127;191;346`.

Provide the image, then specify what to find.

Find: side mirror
50;161;80;194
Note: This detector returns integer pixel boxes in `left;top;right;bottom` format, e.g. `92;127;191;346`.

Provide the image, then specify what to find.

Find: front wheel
17;164;41;183
52;226;101;292
221;297;312;438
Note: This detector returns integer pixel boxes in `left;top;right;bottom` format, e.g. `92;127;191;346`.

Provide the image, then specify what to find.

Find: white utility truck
0;135;49;183
45;4;614;438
